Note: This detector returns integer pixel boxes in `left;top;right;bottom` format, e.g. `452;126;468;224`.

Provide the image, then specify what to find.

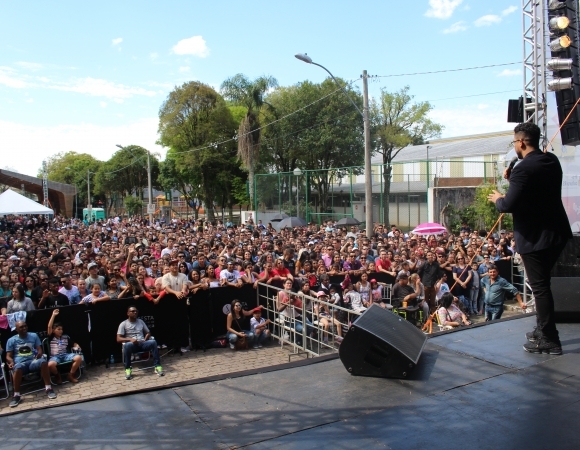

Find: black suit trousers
521;242;567;342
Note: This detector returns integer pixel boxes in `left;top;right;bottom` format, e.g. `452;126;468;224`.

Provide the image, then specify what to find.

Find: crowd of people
0;212;528;406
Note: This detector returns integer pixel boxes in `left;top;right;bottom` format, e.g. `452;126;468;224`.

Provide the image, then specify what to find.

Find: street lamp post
117;144;153;223
293;168;302;217
295;53;373;235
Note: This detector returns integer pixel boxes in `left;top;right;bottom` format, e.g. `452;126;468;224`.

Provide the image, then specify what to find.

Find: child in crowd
46;309;83;384
250;308;271;349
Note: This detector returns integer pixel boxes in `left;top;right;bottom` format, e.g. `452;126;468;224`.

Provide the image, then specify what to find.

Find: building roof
372;130;513;164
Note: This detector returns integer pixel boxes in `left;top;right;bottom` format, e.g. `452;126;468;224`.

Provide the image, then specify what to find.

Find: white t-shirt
436;282;450;300
161;272;189;292
219;269;241;283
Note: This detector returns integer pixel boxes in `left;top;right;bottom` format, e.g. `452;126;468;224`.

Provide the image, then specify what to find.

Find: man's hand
42;289;50;299
487;190;504;204
52;309;60;316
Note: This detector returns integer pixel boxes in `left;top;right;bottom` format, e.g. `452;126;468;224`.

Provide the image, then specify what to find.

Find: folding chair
121;337;156;372
0;362;9;400
42;338;83;385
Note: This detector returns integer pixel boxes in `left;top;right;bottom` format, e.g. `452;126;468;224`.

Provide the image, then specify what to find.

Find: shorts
13;357;45;375
49;353;77;364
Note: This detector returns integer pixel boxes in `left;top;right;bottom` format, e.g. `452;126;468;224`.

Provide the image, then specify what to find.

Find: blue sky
0;0;522;176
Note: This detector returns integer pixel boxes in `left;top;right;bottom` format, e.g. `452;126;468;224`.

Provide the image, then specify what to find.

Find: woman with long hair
226;299;256;349
437;292;471;327
201;265;220;288
356;272;372;308
6;284;35;313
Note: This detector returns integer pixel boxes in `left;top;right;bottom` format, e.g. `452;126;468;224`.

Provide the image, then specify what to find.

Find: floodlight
549;15;570;32
549;35;572;51
548;0;566;10
548;78;573;91
547;58;573;70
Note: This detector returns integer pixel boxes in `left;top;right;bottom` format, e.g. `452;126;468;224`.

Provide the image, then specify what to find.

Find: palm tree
221;74;278;207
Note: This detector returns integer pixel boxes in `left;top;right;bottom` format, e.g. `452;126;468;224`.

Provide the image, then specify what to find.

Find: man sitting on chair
391;273;417;308
6;321;57;408
116;305;164;380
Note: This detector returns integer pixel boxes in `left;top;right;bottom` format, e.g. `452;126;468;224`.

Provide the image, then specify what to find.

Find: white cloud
47;77;157;100
0;118;165;176
474;14;502;27
443;21;468;34
179;66;190;73
0;67;28;88
502;5;517;16
425;0;463;19
149;52;159;61
25;98;34;103
171;36;209;57
112;37;123;46
99;101;107;108
498;68;522;77
430;104;510;138
14;61;44;71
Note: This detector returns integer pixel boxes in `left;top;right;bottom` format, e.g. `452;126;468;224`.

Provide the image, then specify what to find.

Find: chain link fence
254;159;499;229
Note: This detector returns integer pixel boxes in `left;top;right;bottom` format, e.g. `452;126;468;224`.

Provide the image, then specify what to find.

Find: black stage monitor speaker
552;277;580;323
339;304;428;378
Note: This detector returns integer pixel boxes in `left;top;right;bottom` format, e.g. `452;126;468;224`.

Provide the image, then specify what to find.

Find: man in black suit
488;122;572;355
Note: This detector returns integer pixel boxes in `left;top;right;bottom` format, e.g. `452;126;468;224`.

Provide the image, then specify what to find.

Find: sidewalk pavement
0;344;305;416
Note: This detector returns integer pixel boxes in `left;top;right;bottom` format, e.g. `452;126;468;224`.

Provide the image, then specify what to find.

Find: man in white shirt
219;260;242;288
58;274;81;305
161;259;189;299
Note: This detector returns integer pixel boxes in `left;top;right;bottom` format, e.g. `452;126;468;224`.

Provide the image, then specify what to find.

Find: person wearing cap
391;273;417;309
84;262;105;291
250;308;271;348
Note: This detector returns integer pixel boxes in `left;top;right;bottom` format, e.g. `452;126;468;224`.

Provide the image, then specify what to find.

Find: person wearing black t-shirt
38;279;70;309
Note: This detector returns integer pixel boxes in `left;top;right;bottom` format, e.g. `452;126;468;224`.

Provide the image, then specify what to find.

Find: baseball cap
87;262;98;270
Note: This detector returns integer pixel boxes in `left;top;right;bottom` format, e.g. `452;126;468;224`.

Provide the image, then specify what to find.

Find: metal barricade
257;282;362;360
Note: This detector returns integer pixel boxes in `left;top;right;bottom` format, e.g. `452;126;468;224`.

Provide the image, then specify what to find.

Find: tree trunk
382;163;392;226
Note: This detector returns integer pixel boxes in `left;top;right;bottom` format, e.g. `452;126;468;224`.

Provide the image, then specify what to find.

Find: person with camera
226;299;256;350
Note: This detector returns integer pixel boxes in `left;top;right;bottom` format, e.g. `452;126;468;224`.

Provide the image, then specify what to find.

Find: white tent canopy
0;189;53;215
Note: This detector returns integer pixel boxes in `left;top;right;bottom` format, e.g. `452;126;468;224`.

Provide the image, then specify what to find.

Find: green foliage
472;183;513;231
371;86;443;225
124;196;144;216
231;176;250;207
260;79;364;212
43;151;102;207
157;81;242;220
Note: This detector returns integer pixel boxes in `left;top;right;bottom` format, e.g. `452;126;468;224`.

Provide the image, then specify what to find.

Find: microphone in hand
504;157;518;180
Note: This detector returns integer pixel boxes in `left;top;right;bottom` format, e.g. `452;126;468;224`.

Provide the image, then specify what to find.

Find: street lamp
293;168;302;218
295;53;373;235
117;144;153;223
65;167;78;219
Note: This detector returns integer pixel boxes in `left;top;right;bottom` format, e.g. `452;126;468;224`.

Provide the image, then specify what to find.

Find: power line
427;89;521;102
370;62;522;79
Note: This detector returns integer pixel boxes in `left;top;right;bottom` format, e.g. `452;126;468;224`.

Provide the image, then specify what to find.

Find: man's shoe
230;343;235;350
9;395;21;408
523;338;563;355
67;373;79;383
46;388;57;400
180;347;190;353
54;372;62;385
155;365;164;376
125;368;133;380
525;326;542;343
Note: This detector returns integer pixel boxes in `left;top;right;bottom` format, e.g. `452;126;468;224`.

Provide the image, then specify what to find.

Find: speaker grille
352;304;427;364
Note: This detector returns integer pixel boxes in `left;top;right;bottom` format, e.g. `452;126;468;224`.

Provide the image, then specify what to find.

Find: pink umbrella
411;222;448;236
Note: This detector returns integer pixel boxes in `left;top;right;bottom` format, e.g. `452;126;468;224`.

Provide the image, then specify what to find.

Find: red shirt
376;258;392;271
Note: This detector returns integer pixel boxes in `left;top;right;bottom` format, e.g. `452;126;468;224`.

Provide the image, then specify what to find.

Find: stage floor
2;316;579;449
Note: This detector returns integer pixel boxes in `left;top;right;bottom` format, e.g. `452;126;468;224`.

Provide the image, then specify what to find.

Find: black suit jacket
496;150;572;254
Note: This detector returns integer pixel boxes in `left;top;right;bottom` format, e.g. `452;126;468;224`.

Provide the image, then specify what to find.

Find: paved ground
0;307;529;417
0;343;305;416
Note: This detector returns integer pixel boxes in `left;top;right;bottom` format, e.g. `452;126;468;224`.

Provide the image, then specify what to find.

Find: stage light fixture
549;16;570;32
548;78;573;91
547;58;573;71
550;35;572;51
548;0;566;10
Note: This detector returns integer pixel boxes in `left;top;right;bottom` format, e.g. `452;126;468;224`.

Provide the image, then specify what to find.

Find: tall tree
371;86;443;225
260;79;364;213
157;81;239;221
42;151;102;209
220;74;278;208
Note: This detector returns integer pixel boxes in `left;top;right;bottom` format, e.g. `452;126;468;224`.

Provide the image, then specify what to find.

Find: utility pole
87;169;92;222
362;70;373;235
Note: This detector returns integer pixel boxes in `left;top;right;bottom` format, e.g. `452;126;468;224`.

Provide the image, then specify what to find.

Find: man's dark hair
127;305;137;312
514;122;540;149
49;277;60;286
488;264;498;271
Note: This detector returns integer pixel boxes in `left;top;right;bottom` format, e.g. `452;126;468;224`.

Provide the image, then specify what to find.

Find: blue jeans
485;304;504;321
123;340;160;369
227;331;255;344
254;329;269;344
14;357;45;375
470;288;479;314
458;295;470;313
